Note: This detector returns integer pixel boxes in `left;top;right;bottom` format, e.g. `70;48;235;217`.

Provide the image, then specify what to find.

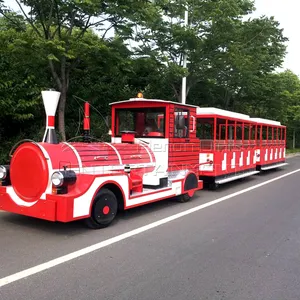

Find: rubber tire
85;188;118;229
176;193;192;203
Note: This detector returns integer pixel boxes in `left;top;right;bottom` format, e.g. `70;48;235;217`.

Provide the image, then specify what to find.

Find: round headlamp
51;171;64;187
0;166;7;180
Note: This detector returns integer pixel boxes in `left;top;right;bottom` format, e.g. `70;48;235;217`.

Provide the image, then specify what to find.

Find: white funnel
41;90;61;144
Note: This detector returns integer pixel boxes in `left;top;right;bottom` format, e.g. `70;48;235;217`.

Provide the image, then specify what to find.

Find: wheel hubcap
103;206;110;215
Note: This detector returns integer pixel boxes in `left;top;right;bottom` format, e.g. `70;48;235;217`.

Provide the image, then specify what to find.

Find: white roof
250;118;281;126
196;107;251;121
110;98;199;109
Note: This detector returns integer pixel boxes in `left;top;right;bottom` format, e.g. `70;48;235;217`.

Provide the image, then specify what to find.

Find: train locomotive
0;91;204;228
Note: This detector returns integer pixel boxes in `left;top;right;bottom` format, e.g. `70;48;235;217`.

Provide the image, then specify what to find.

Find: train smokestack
83;102;90;142
41;90;61;144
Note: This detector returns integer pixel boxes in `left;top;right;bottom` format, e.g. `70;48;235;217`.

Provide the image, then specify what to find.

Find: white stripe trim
103;142;122;164
6;187;38;207
36;143;53;200
52;162;156;174
63;142;83;172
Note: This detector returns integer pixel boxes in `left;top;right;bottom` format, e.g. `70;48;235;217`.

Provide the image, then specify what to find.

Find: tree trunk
58;87;67;141
293;128;296;149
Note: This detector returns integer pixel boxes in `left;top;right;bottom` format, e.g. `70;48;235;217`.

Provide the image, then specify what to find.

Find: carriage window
174;108;189;138
115;107;166;138
216;118;226;140
197;118;214;139
251;125;256;140
268;127;273;140
244;124;250;140
262;126;267;140
236;122;243;140
227;121;235;140
257;126;261;140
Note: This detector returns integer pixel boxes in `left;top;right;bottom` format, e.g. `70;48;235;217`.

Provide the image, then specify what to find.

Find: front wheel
85;188;118;229
176;193;192;203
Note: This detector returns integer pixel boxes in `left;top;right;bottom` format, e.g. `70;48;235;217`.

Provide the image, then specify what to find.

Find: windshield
115;107;166;138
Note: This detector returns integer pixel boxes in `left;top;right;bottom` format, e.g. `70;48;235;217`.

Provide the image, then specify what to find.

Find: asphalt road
1;156;300;299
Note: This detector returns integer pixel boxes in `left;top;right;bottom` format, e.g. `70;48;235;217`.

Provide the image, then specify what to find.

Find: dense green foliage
0;0;300;162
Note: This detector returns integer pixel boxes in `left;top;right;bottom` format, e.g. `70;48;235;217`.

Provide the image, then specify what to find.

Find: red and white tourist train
0;91;287;228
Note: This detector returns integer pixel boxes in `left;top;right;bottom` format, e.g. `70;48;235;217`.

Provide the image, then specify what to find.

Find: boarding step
261;162;288;171
216;170;260;185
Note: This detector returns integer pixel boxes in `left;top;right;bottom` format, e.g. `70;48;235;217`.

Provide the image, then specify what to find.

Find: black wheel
85;188;118;229
176;193;192;203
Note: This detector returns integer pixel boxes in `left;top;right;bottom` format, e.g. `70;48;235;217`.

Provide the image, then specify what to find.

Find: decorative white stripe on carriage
63;142;83;172
247;151;250;166
275;148;278;160
222;153;227;171
239;152;243;167
270;149;273;160
103;142;122;164
279;148;282;159
231;152;236;169
253;150;256;164
283;148;286;158
265;149;268;161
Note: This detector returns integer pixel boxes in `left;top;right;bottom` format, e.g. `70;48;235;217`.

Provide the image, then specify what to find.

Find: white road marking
0;168;300;288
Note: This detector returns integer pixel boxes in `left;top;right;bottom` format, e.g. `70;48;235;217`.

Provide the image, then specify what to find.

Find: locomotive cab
110;95;201;187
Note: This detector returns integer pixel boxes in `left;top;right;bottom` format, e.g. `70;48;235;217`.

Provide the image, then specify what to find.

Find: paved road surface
1;156;300;299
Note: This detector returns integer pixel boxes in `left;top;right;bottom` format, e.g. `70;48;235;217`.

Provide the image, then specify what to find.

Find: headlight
0;166;7;180
51;171;64;187
51;170;77;188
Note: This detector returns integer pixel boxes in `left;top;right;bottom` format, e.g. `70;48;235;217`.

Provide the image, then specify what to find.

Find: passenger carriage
251;118;287;171
196;107;261;188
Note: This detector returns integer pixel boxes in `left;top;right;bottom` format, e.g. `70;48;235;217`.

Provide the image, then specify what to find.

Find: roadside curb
286;153;300;158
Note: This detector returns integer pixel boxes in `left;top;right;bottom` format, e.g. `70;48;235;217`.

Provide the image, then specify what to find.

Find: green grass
286;148;300;154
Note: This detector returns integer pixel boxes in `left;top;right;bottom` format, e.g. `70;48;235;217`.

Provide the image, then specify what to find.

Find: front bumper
0;186;78;222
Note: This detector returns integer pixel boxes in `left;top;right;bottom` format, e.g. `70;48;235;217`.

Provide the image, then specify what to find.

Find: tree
0;0;160;140
133;0;287;107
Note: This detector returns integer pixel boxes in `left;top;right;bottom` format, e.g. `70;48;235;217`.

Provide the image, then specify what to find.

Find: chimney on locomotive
41;90;61;144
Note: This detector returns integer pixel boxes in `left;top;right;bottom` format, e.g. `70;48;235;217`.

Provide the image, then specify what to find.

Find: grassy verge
286;148;300;154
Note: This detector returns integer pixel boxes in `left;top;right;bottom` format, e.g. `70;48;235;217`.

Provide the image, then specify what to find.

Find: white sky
3;0;299;76
250;0;299;76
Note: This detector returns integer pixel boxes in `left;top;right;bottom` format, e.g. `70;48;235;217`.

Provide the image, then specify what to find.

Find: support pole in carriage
83;102;91;143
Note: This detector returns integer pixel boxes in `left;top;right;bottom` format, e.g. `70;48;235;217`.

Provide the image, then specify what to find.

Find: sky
3;0;299;75
250;0;300;76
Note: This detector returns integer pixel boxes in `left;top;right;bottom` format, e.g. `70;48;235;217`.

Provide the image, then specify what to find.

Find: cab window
115;107;166;138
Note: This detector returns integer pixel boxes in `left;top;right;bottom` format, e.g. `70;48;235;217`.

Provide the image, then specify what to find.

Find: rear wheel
85;188;118;229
